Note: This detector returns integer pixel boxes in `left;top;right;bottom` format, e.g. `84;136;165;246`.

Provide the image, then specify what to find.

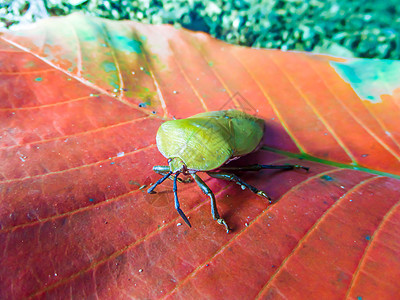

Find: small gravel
1;0;399;59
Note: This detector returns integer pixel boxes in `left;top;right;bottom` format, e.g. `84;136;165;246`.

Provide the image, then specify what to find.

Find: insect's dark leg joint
191;173;230;233
173;172;191;228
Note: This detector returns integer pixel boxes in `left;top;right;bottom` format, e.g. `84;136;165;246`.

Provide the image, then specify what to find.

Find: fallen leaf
1;13;399;299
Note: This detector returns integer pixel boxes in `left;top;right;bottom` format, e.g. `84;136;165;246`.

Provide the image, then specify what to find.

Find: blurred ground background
1;0;399;59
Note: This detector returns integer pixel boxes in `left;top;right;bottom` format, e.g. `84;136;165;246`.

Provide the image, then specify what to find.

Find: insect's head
168;157;188;174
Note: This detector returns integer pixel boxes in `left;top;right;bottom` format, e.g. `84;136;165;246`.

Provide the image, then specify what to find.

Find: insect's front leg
152;165;171;175
147;170;172;194
207;171;272;202
173;172;191;228
191;173;230;233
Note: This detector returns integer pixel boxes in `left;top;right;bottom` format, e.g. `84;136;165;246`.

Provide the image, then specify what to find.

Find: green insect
148;109;308;233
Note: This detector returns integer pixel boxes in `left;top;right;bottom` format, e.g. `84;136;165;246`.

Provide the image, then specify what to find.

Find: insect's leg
153;165;171;174
173;172;191;228
191;173;230;233
207;171;272;203
152;166;192;183
147;171;172;194
218;164;309;172
153;166;174;178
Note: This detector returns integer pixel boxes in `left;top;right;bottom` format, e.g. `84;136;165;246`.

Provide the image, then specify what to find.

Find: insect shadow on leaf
147;109;309;233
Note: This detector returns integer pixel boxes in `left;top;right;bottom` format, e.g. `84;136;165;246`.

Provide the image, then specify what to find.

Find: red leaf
1;14;399;299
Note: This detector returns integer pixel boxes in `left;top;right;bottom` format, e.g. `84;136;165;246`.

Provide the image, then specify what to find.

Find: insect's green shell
156;110;264;172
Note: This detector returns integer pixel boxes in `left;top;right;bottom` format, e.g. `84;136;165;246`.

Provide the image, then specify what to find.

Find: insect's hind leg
207;171;272;202
191;173;230;233
218;164;309;172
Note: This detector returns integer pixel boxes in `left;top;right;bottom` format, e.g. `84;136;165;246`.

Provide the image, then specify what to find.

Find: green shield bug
148;109;308;233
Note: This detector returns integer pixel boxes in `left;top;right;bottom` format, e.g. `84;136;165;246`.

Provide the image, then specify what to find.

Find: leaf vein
162;161;336;298
268;53;358;165
232;50;305;154
0;36;140;111
255;175;380;299
0;143;155;184
169;41;208;112
0;115;152;151
344;198;400;298
308;56;400;161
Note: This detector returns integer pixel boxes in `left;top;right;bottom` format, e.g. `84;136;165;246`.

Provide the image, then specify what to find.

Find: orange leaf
1;13;399;299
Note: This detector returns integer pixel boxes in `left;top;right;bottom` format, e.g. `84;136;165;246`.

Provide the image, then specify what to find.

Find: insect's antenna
173;172;192;228
147;171;173;194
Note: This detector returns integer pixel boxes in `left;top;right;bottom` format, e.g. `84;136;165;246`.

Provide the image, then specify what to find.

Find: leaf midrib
263;146;400;179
